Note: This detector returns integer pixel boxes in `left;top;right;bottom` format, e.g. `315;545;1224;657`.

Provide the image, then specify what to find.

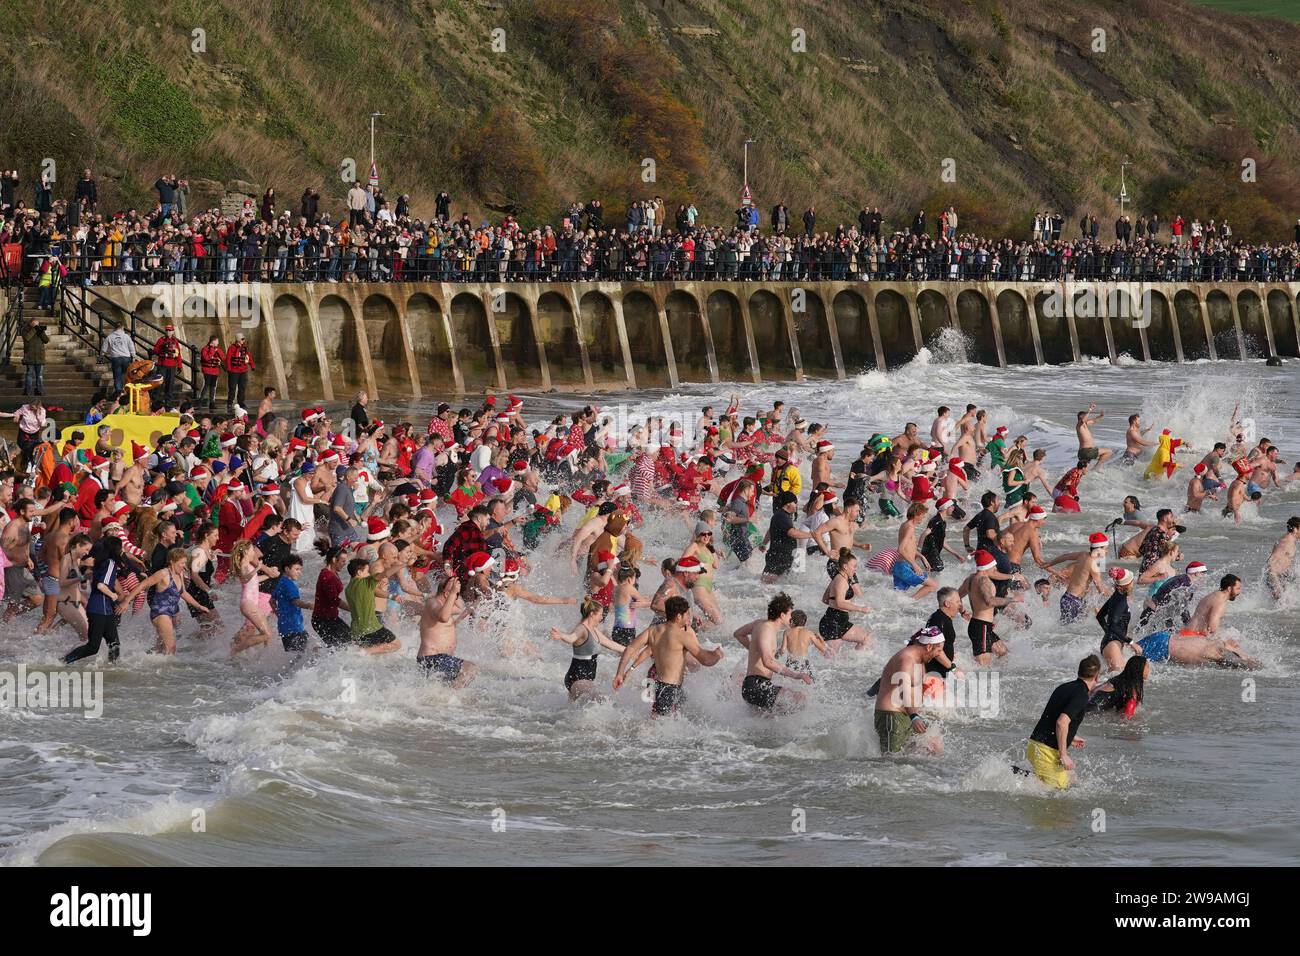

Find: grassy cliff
3;0;1299;238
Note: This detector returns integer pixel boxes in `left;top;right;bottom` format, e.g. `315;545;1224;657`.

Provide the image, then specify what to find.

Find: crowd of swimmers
3;387;1295;792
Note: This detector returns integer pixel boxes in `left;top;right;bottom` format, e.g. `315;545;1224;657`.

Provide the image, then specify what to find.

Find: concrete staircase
0;302;118;410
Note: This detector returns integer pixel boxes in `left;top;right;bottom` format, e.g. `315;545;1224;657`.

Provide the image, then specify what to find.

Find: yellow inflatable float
1143;429;1185;480
59;382;180;465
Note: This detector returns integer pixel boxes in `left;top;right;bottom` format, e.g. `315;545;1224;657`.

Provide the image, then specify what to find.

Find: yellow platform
61;412;181;465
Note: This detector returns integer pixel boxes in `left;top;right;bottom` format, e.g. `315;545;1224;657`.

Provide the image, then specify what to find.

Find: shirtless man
1021;448;1054;498
891;422;920;457
733;593;813;714
810;500;872;556
873;628;946;754
895;503;939;599
1185;463;1213;512
1250;446;1285;492
1121;413;1155;466
1076;403;1111;468
1266;516;1300;600
417;575;476;687
1043;532;1109;623
810;439;838;489
1137;575;1260;668
952;417;980;479
1;498;42;619
34;507;78;633
613;596;724;717
958;550;1021;665
1002;505;1062;582
1222;467;1260;524
930;406;954;454
940;458;969;502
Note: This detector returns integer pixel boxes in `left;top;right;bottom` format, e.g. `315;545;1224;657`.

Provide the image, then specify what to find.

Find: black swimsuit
819;572;856;641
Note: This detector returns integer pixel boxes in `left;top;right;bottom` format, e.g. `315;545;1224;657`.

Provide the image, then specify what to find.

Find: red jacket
225;341;254;374
200;344;224;375
153;334;183;368
216;498;244;555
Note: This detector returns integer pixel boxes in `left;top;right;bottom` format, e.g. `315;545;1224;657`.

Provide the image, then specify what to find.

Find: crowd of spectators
3;167;1300;286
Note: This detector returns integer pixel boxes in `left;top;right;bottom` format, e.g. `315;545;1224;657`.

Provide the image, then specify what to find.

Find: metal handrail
59;284;201;393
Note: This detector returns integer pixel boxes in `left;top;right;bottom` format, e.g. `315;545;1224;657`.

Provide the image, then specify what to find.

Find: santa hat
227;481;245;494
89;454;109;470
1089;532;1109;548
1194;463;1207;475
910;475;934;502
995;426;1009;436
491;477;513;496
611;484;631;498
974;550;997;571
571;488;596;506
1109;567;1134;587
367;516;390;541
1187;560;1208;575
331;434;348;449
289;436;307;452
501;557;521;579
466;551;495;573
935;497;956;511
816;440;834;454
819;490;838;505
109;504;132;525
675;555;703;574
496;414;511;425
419;488;438;503
220;432;237;448
190;465;210;480
595;550;619;571
507;394;523;411
1028;505;1048;521
948;459;966;478
511;460;529;474
484;396;497;406
131;441;148;461
258;482;280;496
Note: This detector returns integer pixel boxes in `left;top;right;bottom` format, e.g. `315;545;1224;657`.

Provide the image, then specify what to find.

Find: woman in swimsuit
1002;448;1029;507
55;533;94;641
681;525;723;627
138;547;211;654
818;548;873;649
187;522;221;629
610;564;651;647
549;599;629;701
230;539;277;655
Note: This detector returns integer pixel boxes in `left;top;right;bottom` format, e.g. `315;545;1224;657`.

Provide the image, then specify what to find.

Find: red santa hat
190;465;209;480
1187;560;1208;575
511;460;529;474
819;490;838;504
595;550;619;571
227;481;245;494
935;497;956;511
611;484;631;498
816;440;834;454
258;482;280;496
367;516;390;541
507;394;523;411
910;475;934;502
491;477;513;496
1089;532;1109;548
974;550;997;571
948;459;967;478
1194;462;1207;475
501;557;521;579
675;555;703;574
1109;567;1134;587
1028;505;1048;521
466;551;495;573
220;432;237;448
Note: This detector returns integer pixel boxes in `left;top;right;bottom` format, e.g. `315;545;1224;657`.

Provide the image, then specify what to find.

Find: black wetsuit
1096;589;1131;650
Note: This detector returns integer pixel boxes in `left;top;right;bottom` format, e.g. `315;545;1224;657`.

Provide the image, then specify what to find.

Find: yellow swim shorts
1026;740;1070;789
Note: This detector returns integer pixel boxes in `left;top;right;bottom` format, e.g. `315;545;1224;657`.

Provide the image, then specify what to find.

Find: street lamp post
370;112;383;170
743;139;755;190
1119;158;1131;219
